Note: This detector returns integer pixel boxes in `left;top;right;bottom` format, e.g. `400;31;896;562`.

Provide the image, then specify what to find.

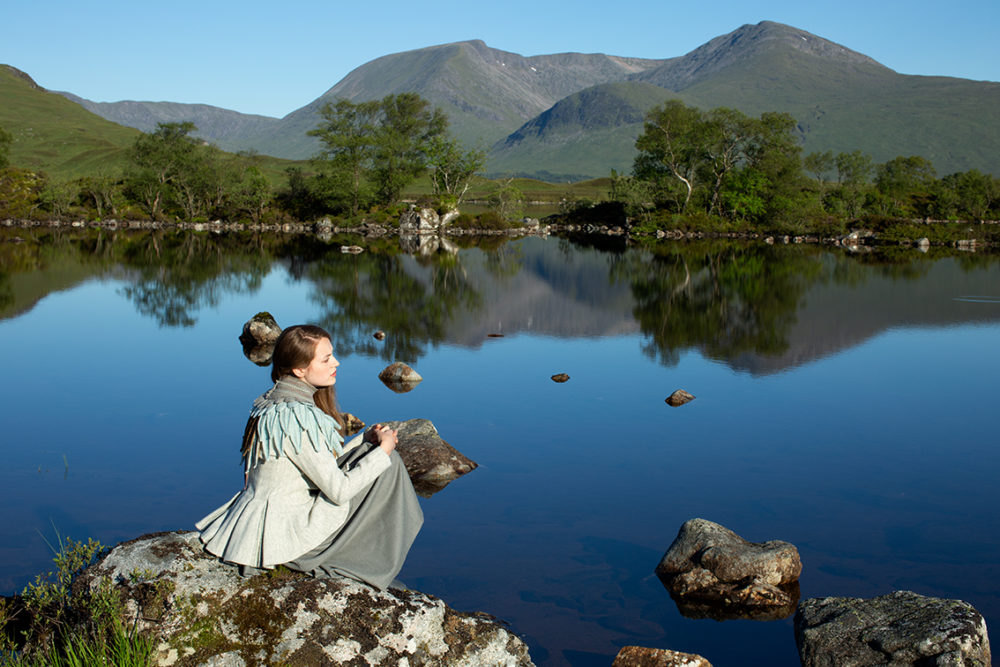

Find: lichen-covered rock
75;532;533;667
655;518;801;620
612;645;713;666
383;419;478;497
794;591;991;666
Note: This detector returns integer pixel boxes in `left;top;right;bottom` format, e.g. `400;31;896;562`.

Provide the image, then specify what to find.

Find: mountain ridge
16;22;1000;178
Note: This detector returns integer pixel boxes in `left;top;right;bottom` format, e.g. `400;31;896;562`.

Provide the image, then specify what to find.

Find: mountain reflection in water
1;228;999;667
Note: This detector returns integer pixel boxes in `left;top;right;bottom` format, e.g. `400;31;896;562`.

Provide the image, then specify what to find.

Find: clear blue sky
4;0;998;118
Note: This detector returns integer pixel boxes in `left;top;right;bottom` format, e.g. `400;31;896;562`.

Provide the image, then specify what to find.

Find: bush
475;211;509;230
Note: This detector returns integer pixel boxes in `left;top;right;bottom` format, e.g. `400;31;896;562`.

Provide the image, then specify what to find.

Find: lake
1;227;998;666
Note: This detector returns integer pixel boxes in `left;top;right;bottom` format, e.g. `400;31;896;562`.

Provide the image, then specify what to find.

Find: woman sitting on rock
197;324;423;590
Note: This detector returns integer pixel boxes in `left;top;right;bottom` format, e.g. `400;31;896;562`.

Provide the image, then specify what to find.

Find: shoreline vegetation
2;96;999;252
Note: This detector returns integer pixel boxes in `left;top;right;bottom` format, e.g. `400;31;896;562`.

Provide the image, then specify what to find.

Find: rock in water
795;591;991;666
239;312;281;346
613;646;713;666
378;362;423;392
75;532;534;667
655;518;801;620
665;390;694;407
383;418;478;497
551;373;570;383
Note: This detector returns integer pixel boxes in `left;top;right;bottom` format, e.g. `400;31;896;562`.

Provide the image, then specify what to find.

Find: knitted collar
254;375;318;409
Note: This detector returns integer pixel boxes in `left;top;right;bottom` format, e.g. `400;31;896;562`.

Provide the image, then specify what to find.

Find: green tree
830;150;874;218
875;155;936;217
308;99;380;215
125;122;199;218
804;150;834;184
371;93;448;206
426;136;485;208
633;100;706;212
487;176;524;221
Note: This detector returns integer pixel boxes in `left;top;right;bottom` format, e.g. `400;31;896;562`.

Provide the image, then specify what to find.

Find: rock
238;312;281;347
487;333;504;338
373;330;386;340
521;217;540;228
74;532;533;667
655;518;801;620
613;645;713;666
399;207;440;234
551;373;570;383
340;245;364;254
665;390;695;407
341;412;365;438
378;362;423;392
239;312;281;365
794;591;991;667
382;419;478;497
916;237;930;250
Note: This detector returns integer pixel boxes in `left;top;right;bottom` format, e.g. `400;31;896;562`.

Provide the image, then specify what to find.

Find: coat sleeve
287;436;391;505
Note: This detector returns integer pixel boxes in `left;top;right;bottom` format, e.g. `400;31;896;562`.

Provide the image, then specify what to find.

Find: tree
831;150;874;218
125;122;198;218
370;93;447;206
426;136;485;207
633;100;706;212
308;99;380;215
804;150;834;184
875;155;936;216
488;176;524;221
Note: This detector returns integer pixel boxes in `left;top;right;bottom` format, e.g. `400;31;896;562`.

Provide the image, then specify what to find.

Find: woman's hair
270;324;344;428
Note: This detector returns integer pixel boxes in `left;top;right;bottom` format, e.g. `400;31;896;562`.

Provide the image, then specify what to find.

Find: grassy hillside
0;65;139;179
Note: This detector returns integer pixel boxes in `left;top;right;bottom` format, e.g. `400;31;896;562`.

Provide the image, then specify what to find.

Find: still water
1;229;998;666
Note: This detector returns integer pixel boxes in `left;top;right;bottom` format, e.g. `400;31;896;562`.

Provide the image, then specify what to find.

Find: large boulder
794;591;991;666
655;518;801;620
75;531;533;667
384;419;478;497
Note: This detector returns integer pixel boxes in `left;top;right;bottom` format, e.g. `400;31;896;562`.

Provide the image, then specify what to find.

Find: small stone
340;245;364;254
373;330;386;340
487;333;504;338
665;390;694;407
551;373;570;383
613;645;712;667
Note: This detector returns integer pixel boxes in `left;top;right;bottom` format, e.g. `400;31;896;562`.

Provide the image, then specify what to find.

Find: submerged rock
373;330;386;340
551;373;570;383
383;418;478;497
655;518;801;620
794;591;991;666
665;390;695;407
75;532;534;667
613;646;713;666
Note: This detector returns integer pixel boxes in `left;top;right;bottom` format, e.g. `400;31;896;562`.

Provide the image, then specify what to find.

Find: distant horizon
5;0;999;118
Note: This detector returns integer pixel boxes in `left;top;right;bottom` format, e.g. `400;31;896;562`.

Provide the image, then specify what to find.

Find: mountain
0;65;139;178
55;93;281;155
487;81;680;179
501;22;1000;178
28;22;1000;179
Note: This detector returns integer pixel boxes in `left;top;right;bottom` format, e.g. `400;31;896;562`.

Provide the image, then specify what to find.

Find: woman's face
292;337;339;388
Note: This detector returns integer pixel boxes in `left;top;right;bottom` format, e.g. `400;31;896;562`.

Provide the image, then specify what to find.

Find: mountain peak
632;21;889;91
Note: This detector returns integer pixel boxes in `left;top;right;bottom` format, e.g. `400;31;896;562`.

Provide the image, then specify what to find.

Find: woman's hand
375;424;398;455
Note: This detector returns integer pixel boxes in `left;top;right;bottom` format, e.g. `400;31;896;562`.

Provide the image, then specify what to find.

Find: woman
197;324;423;590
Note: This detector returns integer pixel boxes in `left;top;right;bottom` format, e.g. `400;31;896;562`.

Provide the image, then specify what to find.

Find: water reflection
2;228;998;372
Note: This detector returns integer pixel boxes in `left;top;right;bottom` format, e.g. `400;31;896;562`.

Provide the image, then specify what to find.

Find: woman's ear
291;367;306;379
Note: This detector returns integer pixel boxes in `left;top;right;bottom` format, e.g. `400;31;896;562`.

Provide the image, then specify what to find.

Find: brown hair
270;324;344;429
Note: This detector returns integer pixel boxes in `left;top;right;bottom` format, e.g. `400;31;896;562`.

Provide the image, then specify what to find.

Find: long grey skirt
285;445;423;590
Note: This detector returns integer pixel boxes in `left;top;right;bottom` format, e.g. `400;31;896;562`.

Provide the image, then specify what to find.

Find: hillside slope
0;65;139;179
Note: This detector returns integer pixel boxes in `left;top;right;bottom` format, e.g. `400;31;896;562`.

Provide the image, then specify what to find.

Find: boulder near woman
197;324;423;590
